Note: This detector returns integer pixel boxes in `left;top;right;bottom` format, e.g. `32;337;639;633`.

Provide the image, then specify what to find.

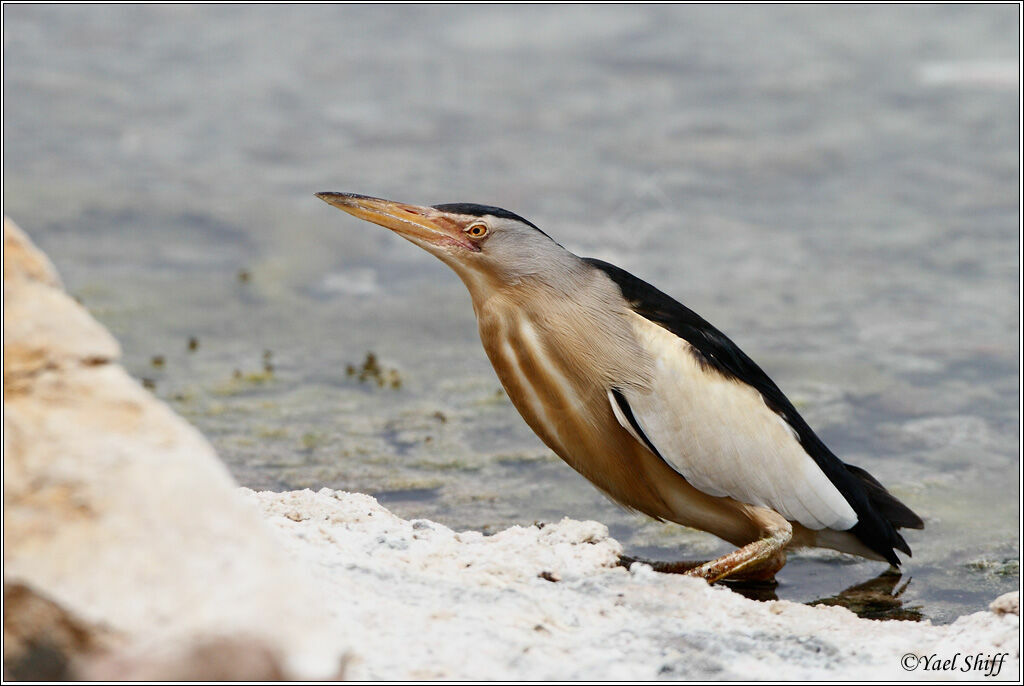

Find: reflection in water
807;570;923;622
619;554;923;621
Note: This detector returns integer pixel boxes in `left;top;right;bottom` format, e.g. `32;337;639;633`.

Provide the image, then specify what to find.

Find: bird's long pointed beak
315;192;477;252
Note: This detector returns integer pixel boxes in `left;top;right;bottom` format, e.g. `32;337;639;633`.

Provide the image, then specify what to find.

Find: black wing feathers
585;258;923;566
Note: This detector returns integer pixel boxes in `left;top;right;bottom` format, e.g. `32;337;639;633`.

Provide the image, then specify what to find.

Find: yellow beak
315;192;478;252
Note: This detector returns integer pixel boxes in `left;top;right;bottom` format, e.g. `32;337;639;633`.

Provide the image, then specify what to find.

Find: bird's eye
466;223;489;238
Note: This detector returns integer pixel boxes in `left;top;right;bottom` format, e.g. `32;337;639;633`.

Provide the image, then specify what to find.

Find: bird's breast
473;294;679;516
478;305;600;457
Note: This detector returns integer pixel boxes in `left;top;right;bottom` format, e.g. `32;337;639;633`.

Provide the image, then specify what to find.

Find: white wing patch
608;389;648;448
612;312;858;531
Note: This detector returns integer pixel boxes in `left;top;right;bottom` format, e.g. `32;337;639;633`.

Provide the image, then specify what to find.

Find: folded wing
610;319;858;531
588;257;922;565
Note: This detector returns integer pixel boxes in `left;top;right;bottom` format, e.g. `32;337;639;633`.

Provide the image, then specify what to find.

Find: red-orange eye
466;223;489;238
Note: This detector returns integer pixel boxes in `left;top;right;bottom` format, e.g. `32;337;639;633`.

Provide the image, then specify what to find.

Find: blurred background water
4;4;1019;622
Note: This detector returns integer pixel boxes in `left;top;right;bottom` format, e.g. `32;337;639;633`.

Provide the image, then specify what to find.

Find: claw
685;528;791;584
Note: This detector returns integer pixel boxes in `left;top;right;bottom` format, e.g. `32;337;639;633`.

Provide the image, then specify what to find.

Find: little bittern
316;192;923;583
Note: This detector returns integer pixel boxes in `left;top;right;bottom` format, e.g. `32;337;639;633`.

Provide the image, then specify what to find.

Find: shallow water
4;5;1019;623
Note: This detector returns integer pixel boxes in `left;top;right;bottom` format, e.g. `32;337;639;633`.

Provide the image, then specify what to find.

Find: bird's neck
451;253;592;317
467;266;654;393
458;270;576;323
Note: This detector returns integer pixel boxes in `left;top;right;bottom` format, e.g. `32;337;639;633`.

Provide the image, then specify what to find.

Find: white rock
246;487;1020;681
3;218;346;679
991;593;1019;617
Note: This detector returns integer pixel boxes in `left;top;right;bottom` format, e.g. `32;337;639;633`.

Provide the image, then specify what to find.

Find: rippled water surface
4;5;1019;622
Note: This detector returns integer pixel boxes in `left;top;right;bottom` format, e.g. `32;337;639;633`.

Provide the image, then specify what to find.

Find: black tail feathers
846;463;924;564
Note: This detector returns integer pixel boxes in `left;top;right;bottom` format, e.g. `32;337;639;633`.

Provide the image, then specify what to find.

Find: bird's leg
618;555;707;575
685;527;791;584
619;555;781;583
642;559;707;575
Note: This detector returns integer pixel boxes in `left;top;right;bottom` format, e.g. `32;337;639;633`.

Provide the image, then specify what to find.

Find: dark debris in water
220;363;275;393
965;558;1020;578
347;352;402;389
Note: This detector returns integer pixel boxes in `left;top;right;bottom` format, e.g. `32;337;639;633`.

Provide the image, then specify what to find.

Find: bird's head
316;192;575;293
